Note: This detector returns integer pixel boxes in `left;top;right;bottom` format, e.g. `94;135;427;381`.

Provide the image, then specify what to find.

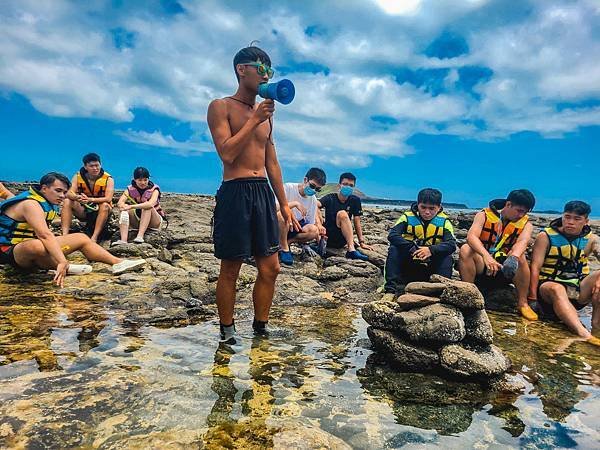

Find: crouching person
113;167;165;245
384;188;456;294
0;172;145;286
529;201;600;346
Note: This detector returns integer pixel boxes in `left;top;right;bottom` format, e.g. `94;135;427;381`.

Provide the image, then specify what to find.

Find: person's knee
304;224;319;240
459;243;472;260
219;263;242;282
99;203;111;213
259;260;280;281
276;211;285;224
336;210;350;221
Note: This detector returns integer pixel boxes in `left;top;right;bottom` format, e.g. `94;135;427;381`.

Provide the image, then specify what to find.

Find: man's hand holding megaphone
252;98;275;124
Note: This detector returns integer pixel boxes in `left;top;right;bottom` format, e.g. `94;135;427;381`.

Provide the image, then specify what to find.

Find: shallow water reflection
0;288;599;448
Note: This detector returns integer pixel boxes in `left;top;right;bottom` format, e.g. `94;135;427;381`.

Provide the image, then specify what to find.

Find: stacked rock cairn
362;275;511;379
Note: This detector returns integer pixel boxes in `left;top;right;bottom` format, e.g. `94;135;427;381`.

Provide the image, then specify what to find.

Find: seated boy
113;167;166;245
61;153;114;242
0;172;145;286
529;201;600;346
277;167;327;266
384;188;456;294
459;189;537;320
318;172;372;261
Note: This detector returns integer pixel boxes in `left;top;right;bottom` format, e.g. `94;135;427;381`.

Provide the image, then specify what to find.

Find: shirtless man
207;46;298;343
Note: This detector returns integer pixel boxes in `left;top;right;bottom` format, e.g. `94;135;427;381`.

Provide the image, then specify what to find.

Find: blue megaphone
258;79;295;105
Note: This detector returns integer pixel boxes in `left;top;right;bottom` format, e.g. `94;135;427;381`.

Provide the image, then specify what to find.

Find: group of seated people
382;188;600;346
0;152;170;285
2;161;599;345
275;168;372;266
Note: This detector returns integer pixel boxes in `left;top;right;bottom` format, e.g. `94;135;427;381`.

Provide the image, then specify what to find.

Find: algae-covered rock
362;301;401;330
395;293;440;311
396;303;465;343
404;282;446;297
431;274;485;310
440;344;511;377
367;327;439;370
463;309;494;345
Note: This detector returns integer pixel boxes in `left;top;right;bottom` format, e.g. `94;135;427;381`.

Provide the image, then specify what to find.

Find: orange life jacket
75;168;112;198
479;201;528;257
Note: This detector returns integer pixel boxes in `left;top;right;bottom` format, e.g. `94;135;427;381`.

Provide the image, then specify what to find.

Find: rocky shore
1;182;599;358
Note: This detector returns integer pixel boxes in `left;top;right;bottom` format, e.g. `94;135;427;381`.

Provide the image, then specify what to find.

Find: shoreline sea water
0;185;599;447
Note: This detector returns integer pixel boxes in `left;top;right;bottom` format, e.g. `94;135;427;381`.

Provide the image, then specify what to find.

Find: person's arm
0;182;14;199
117;192;128;209
388;219;412;250
466;211;502;275
129;190;159;210
265;139;300;232
21;200;69;286
207;98;274;166
89;177;114;204
508;222;532;258
528;232;549;300
66;174;80;201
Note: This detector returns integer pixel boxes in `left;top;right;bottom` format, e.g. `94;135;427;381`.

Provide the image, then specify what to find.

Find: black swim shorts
0;244;17;267
213;177;280;260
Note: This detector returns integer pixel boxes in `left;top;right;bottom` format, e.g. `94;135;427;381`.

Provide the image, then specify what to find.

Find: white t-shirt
282;182;318;224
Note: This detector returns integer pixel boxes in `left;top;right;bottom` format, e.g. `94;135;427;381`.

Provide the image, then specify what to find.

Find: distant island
317;183;469;209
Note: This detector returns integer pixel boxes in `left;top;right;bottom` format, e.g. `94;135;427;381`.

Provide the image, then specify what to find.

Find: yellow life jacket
539;219;592;287
0;188;59;245
479;203;528;258
76;168;112;198
395;207;454;246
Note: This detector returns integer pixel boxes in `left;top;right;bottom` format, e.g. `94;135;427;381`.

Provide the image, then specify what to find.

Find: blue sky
1;0;599;210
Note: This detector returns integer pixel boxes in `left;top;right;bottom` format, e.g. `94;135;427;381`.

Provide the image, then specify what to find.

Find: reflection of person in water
204;337;283;446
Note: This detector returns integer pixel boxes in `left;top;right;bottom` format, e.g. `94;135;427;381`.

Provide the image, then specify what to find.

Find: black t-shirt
320;193;362;228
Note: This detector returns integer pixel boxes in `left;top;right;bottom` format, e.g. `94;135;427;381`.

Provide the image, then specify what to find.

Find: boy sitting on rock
528;201;600;346
384;188;456;294
459;189;537;321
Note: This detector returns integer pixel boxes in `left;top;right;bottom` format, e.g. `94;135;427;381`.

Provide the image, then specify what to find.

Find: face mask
304;185;317;197
340;185;354;197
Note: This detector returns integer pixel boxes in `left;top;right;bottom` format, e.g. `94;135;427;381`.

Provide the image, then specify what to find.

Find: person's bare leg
578;271;600;333
277;212;290;251
136;207;161;240
253;253;280;322
513;254;538;320
540;282;591;338
458;244;484;283
119;211;133;242
91;203;111;243
216;259;243;325
288;224;319;246
13;233;122;269
61;199;85;236
336;210;355;251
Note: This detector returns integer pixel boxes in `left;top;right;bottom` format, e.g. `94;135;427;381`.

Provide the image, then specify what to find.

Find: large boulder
440;344;511;378
367;327;439;371
396;304;465;343
482;286;518;313
431;274;485;310
395;293;440;311
463;309;494;345
404;282;446;297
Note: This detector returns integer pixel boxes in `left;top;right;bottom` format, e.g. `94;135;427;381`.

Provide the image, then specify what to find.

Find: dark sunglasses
308;182;322;192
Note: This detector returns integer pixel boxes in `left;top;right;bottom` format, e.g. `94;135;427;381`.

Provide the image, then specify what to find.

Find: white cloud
0;0;599;168
115;129;211;154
